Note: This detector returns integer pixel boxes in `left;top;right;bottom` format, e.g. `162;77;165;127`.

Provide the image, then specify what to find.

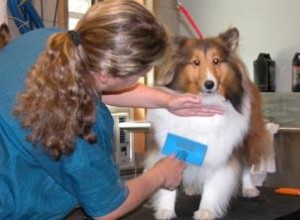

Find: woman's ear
93;72;110;84
98;73;110;84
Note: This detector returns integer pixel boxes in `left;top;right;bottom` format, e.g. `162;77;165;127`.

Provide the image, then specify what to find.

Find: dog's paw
194;209;215;220
242;187;260;198
154;209;176;220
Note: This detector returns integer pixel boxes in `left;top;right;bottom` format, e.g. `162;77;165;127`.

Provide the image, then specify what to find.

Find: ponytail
14;31;98;159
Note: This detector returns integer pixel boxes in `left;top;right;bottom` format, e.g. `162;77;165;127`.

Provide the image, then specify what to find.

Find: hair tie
68;30;81;46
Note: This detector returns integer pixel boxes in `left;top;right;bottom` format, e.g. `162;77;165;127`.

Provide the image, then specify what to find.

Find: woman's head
14;0;167;159
77;0;167;78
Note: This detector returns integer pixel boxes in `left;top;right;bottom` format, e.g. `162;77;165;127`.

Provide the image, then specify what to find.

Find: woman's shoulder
21;27;63;39
8;28;63;48
0;28;65;112
0;27;64;63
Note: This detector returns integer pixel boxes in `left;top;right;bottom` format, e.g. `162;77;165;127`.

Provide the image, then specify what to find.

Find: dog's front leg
152;188;177;220
194;160;240;220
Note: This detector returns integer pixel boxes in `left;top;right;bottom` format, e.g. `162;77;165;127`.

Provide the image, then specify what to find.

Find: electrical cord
176;0;204;39
40;0;44;21
53;0;59;27
8;0;44;34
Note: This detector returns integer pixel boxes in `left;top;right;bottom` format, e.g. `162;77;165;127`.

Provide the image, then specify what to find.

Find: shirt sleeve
31;137;129;217
29;104;129;217
64;139;129;217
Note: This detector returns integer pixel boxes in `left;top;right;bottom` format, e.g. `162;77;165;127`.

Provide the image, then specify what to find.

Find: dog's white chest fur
145;94;252;220
146;94;250;168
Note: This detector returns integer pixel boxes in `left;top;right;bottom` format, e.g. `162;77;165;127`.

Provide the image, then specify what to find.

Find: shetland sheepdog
0;23;11;49
144;28;273;220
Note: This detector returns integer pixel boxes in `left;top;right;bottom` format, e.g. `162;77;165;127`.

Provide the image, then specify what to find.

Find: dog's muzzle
203;80;217;93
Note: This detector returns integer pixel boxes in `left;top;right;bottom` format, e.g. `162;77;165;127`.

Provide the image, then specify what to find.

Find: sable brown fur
157;28;272;167
145;28;274;219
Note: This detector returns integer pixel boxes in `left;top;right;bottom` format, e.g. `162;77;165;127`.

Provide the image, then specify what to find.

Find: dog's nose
204;80;215;90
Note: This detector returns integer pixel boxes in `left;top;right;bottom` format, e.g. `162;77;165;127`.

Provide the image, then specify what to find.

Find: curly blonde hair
14;0;167;159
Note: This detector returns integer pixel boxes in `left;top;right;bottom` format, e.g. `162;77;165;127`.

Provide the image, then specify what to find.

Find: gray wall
153;0;179;35
179;0;300;92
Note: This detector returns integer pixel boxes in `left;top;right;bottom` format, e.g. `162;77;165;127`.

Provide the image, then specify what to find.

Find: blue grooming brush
162;133;207;166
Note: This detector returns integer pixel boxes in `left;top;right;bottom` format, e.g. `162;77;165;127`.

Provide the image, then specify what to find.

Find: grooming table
64;188;300;220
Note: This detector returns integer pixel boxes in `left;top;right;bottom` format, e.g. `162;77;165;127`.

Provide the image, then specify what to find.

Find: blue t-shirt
0;28;128;219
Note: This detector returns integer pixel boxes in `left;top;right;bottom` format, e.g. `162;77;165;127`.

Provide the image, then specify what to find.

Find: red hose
178;4;204;39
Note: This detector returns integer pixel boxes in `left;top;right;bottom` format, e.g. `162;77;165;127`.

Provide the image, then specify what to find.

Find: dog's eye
193;59;201;66
213;58;220;66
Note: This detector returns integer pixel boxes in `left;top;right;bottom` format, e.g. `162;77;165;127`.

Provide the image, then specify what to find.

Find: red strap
178;4;204;39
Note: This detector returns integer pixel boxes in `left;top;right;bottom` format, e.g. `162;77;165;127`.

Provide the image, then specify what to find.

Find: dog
0;23;11;49
144;28;273;220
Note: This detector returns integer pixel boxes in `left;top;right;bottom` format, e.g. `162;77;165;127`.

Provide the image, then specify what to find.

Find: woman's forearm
94;168;163;220
102;83;222;117
102;83;171;108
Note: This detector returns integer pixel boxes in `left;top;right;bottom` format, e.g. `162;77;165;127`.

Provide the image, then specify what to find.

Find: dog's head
158;28;248;112
0;23;11;49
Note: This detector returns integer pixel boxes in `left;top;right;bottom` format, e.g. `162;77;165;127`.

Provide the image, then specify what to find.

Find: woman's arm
93;155;186;220
102;83;182;108
102;83;223;117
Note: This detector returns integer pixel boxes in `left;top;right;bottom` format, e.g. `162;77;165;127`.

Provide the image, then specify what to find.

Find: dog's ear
0;23;11;48
156;36;189;86
219;27;239;51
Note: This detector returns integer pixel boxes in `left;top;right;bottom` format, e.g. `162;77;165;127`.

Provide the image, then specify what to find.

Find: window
68;0;92;29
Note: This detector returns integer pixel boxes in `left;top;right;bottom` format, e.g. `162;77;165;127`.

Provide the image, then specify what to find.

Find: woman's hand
102;84;224;116
166;93;224;117
94;155;186;220
152;155;187;190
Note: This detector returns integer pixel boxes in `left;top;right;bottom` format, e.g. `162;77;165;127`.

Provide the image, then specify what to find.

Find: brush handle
176;150;187;161
275;188;300;196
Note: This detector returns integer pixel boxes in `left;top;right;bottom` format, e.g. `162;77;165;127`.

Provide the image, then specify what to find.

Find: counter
261;92;300;130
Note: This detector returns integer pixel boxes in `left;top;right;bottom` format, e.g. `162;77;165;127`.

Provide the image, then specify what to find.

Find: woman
0;0;221;219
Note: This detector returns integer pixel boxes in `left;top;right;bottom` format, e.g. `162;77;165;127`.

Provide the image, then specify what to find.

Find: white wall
154;0;179;35
0;0;8;24
179;0;300;92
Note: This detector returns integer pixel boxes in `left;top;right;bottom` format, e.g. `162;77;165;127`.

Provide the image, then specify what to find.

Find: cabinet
262;93;300;130
262;92;300;188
